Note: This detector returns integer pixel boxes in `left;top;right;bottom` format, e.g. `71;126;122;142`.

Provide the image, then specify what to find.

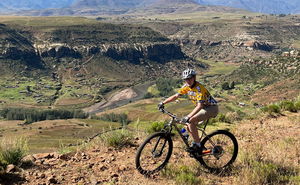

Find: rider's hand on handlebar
157;102;164;110
181;116;190;124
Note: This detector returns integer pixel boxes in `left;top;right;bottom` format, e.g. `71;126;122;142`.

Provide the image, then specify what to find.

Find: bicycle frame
136;108;239;175
160;108;211;149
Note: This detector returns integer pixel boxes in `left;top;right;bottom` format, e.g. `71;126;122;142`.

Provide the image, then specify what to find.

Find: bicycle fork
151;136;168;158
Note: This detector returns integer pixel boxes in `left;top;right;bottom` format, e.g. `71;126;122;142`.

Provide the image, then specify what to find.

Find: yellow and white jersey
177;81;217;106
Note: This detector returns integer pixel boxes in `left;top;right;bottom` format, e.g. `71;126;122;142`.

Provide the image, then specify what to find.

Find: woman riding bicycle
158;68;218;152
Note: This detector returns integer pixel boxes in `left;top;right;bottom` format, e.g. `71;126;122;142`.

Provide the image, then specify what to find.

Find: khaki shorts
193;105;219;122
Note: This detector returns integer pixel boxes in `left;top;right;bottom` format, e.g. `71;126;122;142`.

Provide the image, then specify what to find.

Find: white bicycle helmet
182;68;196;79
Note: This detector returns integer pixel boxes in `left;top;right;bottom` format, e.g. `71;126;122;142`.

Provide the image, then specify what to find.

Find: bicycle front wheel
198;130;238;172
135;132;173;175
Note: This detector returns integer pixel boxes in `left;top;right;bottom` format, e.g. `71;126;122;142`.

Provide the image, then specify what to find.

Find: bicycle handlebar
159;107;182;123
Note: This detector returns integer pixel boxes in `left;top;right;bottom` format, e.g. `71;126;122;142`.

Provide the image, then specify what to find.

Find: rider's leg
188;116;202;143
188;105;219;144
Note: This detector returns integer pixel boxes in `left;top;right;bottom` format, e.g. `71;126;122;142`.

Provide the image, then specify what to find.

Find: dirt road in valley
83;82;153;114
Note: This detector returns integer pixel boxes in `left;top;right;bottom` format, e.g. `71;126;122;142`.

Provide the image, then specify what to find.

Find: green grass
0;16;97;27
147;84;160;97
1;16;168;45
199;59;239;76
0;137;28;169
0;77;59;106
237;149;299;185
0;119;120;154
99;129;133;148
146;11;260;23
162;164;203;185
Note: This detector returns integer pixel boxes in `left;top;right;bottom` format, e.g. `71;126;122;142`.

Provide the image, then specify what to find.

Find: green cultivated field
199;59;240;76
0;119;120;154
0;77;58;107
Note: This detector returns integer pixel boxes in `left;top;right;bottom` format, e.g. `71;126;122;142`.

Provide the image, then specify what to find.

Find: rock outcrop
242;40;273;51
41;46;82;58
178;38;274;52
37;42;186;64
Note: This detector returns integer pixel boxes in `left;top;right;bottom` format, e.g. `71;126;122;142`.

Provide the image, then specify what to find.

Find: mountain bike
135;107;238;175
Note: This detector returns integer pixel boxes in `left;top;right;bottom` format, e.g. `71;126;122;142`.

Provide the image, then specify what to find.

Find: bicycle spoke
201;132;237;169
137;134;172;174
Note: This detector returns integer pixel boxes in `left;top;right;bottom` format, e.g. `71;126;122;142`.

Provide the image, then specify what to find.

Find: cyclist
158;68;218;151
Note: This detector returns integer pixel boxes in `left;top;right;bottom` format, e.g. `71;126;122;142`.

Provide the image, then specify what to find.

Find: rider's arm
162;93;180;104
187;102;204;118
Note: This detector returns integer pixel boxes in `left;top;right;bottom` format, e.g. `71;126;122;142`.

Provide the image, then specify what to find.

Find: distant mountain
71;0;197;9
0;0;74;12
150;0;198;4
71;0;141;9
1;0;299;15
195;0;300;14
127;0;239;15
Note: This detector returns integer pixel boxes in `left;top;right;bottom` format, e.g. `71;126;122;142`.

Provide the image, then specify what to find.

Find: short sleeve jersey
177;81;217;106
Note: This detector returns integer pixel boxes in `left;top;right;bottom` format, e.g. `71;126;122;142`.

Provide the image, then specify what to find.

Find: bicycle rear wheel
135;132;173;175
198;130;238;172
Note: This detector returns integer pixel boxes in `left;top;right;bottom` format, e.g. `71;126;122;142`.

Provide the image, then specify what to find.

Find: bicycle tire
135;132;173;175
197;130;238;172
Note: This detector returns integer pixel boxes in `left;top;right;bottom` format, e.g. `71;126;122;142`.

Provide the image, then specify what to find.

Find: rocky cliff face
0;23;186;72
37;42;186;64
0;24;43;67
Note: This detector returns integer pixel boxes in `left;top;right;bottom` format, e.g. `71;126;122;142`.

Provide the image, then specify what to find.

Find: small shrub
156;78;180;97
146;121;165;134
261;104;281;114
214;113;231;123
219;113;230;123
143;92;154;99
0;137;28;167
295;101;300;111
237;150;298;185
0;158;7;172
162;164;203;185
279;101;297;112
100;129;133;148
221;82;231;90
225;112;241;122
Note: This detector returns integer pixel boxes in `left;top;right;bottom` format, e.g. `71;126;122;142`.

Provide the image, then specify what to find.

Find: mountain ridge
1;0;299;15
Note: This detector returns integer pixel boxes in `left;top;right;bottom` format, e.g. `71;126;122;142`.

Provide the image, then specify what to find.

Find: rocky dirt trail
1;112;299;185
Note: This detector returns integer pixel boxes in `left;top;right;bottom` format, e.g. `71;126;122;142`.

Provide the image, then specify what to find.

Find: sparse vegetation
236;149;299;185
261;104;281;115
209;113;232;124
146;121;165;134
162;164;202;185
100;129;133;148
0;137;28;170
143;92;155;99
156;78;181;97
0;13;300;185
279;100;297;112
261;99;300;115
